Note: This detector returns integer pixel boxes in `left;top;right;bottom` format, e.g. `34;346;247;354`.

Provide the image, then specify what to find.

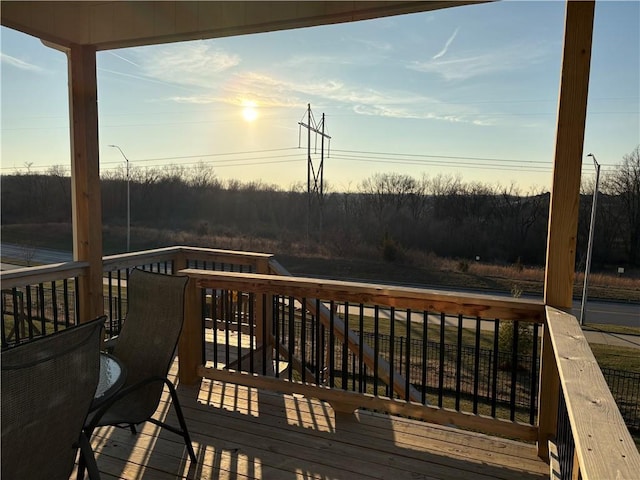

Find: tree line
2;146;639;269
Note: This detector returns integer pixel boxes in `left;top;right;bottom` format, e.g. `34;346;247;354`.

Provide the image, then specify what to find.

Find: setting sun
242;101;258;122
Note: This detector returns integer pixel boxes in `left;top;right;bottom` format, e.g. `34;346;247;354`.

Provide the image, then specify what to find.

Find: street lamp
108;144;130;252
580;153;601;325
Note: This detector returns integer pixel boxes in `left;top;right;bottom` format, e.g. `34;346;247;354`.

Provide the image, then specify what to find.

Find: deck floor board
76;358;548;480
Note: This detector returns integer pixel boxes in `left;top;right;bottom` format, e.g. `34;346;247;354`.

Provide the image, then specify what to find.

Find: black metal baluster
74;277;80;325
288;296;295;381
329;300;335;388
510;321;519;421
237;290;243;372
473;317;481;414
318;299;325;384
491;319;500;417
310;307;317;381
374;305;380;395
342;301;349;390
107;272;114;334
51;281;59;332
38;283;46;336
301;298;307;382
388;307;395;398
261;293;267;376
530;323;540;425
117;270;123;333
359;304;365;393
274;295;280;378
314;300;321;382
421;310;428;405
11;288;21;344
225;290;231;369
201;287;207;365
248;292;255;374
405;309;412;402
63;279;70;328
438;312;446;408
212;289;219;368
455;314;463;410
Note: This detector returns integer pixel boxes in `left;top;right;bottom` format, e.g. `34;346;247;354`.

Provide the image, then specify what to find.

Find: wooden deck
78;357;549;480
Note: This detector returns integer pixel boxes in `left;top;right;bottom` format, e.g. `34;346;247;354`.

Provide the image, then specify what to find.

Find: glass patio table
91;352;126;411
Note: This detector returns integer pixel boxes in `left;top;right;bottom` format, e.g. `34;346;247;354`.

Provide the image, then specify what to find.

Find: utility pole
580;153;601;325
109;144;131;252
298;104;331;243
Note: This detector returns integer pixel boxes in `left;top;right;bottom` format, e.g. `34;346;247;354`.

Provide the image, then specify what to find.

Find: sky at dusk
1;0;638;193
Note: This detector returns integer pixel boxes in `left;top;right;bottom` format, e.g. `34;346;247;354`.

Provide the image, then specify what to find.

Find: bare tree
603;145;640;265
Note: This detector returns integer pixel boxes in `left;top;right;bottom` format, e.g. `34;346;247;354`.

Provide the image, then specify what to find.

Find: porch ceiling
1;1;486;50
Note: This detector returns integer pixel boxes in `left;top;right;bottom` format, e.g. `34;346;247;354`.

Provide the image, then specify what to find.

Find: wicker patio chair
83;269;197;469
1;316;106;480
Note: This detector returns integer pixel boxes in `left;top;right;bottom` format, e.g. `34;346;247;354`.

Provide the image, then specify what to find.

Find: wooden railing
2;246;639;479
542;306;640;480
180;267;544;442
1;262;88;347
1;246;272;346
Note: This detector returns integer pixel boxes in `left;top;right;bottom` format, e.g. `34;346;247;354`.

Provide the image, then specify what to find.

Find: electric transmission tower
298;104;331;243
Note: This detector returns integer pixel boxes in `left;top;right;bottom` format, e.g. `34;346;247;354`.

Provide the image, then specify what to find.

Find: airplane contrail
433;27;459;60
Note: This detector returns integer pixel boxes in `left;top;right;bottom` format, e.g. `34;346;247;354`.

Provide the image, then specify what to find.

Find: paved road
0;243;72;265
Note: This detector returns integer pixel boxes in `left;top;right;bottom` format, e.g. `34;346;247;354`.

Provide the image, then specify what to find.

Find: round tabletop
92;352;127;410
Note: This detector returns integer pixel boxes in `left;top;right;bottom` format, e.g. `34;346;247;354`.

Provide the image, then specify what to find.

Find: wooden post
544;0;595;309
538;326;560;461
179;276;202;385
255;258;274;371
540;0;595;462
68;44;103;323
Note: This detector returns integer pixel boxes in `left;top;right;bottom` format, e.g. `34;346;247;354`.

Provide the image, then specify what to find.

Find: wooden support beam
179;277;203;385
544;0;595;309
68;44;103;322
540;0;595;461
537;324;560;461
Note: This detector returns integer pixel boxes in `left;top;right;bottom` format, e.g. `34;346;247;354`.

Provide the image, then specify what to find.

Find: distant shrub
514;256;524;272
196;221;210;236
498;321;534;370
457;260;469;273
381;233;400;262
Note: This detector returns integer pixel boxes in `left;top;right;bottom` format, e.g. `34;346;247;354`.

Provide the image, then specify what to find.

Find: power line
100;155;303;172
330;154;551;173
2;144;624;176
332;148;541;164
331;148;622;167
117;147;299;164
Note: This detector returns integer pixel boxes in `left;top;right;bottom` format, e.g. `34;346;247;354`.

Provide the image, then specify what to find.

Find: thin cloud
136;43;241;88
433;27;459;60
352;38;393;53
353;103;495;126
165;68;493;126
140;42;500;126
1;53;43;72
409;42;549;81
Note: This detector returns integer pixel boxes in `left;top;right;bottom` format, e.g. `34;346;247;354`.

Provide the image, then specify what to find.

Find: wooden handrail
102;245;274;272
0;261;89;288
180;269;545;321
545;306;640;479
